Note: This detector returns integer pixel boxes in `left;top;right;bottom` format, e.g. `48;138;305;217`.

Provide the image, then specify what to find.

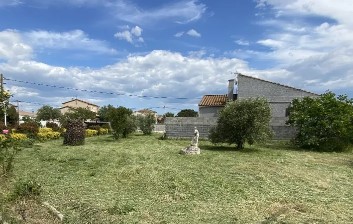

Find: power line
4;77;201;100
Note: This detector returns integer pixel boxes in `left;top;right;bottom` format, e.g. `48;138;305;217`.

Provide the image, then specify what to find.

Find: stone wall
165;117;297;140
165;117;217;139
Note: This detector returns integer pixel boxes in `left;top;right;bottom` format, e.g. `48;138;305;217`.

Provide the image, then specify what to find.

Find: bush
108;106;136;139
85;129;98;137
287;92;353;151
16;122;39;139
0;138;23;175
46;122;60;132
99;128;109;135
0;134;6;141
63;120;85;146
9;133;28;141
209;98;272;150
37;128;61;141
137;114;155;135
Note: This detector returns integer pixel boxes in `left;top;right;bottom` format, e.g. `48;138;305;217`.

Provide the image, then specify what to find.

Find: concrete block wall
165;117;217;139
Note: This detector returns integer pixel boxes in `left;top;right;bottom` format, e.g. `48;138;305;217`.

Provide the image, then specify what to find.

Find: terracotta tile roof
198;95;228;107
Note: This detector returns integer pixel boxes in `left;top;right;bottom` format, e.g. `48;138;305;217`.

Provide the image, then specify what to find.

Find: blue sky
1;0;353;114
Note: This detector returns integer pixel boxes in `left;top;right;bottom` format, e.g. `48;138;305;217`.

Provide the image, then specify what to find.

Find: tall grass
1;134;352;223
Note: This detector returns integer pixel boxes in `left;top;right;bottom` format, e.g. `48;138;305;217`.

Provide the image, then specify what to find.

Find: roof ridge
238;74;319;96
62;98;99;107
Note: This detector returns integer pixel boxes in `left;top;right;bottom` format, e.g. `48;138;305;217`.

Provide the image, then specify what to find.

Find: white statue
191;127;199;147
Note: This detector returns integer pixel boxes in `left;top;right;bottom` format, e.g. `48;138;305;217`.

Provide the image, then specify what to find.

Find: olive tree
209;98;272;150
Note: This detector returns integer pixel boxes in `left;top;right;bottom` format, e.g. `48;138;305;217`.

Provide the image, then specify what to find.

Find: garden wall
165;117;217;139
165;117;296;140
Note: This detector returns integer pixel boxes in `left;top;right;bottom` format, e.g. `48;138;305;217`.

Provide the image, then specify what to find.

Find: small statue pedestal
180;145;200;155
179;127;200;155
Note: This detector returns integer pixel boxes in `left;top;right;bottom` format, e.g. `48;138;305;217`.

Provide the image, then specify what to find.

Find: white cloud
186;29;201;38
24;30;117;55
251;0;353;95
131;26;142;37
0;30;33;62
175;29;201;38
235;39;250;46
114;26;144;45
174;32;184;38
0;0;22;7
107;0;206;25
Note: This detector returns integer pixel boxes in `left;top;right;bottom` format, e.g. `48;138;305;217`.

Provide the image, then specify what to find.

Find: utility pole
0;73;7;126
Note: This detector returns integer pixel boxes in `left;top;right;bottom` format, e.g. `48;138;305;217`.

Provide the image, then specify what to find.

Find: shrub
287;91;353;151
99;128;109;135
0;138;23;175
0;134;6;141
37;128;61;141
63;120;85;146
85;129;98;137
107;106;136;139
11;179;42;200
46;122;60;132
9;133;28;141
137;114;155;135
16;122;39;139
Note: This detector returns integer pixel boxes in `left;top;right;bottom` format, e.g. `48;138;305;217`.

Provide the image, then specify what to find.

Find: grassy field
1;134;353;223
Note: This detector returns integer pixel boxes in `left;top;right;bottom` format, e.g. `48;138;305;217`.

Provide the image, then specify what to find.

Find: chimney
228;79;235;101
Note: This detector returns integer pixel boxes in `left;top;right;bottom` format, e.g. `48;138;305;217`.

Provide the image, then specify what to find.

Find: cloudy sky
1;0;353;114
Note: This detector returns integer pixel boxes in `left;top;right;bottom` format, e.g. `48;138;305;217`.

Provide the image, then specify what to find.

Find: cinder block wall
165;117;217;139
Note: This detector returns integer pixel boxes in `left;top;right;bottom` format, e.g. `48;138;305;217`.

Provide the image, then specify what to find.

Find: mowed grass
1;134;353;223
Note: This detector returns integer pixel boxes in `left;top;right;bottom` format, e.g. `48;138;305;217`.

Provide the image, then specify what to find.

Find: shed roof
198;94;228;107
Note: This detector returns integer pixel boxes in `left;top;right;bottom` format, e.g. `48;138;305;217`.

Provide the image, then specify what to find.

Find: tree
0;105;18;126
137;113;155;135
107;106;136;139
59;107;96;127
209;98;272;150
164;112;174;117
36;105;61;121
287;91;353;151
98;104;115;122
176;109;198;117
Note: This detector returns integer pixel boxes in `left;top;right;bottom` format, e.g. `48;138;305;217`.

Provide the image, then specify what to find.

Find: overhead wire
4;77;201;100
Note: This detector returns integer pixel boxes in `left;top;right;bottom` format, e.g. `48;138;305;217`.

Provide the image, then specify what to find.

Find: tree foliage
164;112;174;117
0;91;18;126
287;91;353;151
107;106;136;139
209;98;272;150
137;113;155;135
36;105;61;121
60;107;96;127
98;104;115;122
176;109;198;117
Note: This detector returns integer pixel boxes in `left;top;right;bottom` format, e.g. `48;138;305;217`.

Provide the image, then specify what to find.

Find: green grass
1;134;353;223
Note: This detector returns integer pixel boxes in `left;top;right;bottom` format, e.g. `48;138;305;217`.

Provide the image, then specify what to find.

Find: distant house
60;98;99;114
198;74;319;139
19;110;36;121
133;109;158;123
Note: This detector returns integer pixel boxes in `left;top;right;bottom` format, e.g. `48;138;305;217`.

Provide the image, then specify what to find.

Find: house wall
237;75;317;102
199;107;223;117
236;75;318;139
165;117;217;139
61;100;99;114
